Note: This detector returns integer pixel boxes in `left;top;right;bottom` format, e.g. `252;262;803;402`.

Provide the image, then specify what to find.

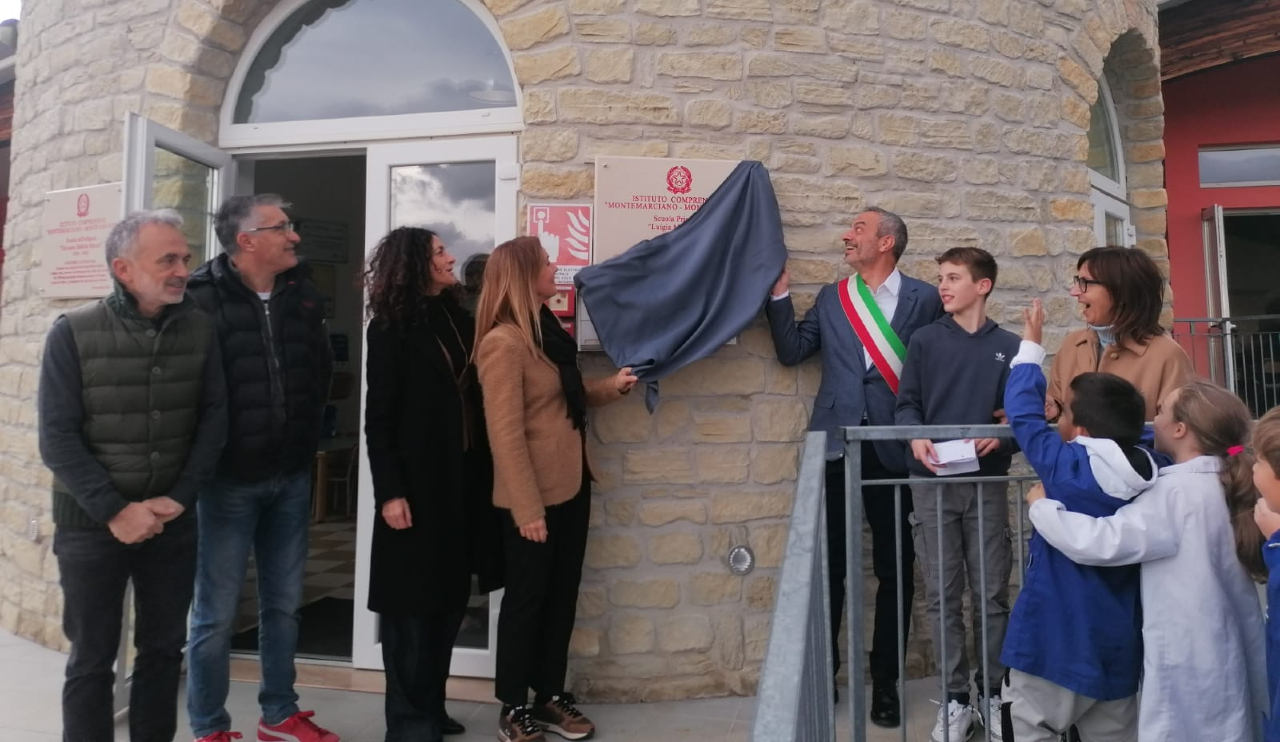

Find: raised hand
615;366;639;395
1022;298;1044;345
771;267;790;298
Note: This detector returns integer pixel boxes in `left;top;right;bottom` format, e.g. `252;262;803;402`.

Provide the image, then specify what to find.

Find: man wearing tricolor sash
766;207;944;728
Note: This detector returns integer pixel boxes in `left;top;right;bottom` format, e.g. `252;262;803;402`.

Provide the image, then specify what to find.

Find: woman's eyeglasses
245;221;295;234
1072;275;1103;292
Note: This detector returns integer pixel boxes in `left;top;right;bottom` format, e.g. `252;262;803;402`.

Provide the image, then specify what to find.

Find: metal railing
753;431;835;742
754;425;1035;742
1173;315;1280;418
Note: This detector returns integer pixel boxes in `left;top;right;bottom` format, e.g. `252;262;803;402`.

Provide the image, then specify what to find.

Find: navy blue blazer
765;273;944;470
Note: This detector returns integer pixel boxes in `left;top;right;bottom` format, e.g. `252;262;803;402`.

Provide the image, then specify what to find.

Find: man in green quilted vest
38;209;227;742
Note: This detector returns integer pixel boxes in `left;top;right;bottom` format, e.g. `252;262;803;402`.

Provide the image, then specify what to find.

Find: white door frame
352;134;519;675
1087;78;1135;248
122;113;236;252
125;118;519;677
116;113;238;714
1201;204;1234;387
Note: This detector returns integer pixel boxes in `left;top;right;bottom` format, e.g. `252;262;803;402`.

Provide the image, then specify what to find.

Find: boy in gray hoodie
895;247;1020;742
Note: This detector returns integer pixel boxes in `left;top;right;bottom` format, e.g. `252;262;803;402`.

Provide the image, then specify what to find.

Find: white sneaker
931;699;976;742
979;695;1005;742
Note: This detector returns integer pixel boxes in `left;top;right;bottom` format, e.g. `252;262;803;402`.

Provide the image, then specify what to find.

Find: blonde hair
1171;382;1265;581
473;236;546;356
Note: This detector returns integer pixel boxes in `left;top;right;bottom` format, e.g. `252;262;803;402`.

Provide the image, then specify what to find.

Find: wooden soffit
1160;0;1280;80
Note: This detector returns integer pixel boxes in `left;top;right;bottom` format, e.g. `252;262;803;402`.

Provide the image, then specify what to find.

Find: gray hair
104;209;184;265
214;194;292;254
863;206;909;261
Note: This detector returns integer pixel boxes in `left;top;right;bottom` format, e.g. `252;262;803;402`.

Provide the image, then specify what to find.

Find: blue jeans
187;470;311;736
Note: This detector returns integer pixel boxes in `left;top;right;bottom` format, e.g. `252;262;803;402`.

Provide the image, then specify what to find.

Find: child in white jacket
1026;381;1268;742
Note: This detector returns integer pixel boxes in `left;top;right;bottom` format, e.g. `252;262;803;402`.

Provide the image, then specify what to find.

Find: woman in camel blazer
473;236;636;742
1048;246;1194;437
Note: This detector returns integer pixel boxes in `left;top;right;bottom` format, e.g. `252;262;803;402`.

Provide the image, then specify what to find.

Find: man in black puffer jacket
184;194;338;742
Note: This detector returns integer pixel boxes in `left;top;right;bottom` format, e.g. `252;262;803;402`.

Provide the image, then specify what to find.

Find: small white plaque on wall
38;183;122;299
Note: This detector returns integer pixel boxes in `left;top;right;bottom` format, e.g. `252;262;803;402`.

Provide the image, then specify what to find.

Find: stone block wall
0;0;1166;702
0;0;267;651
496;0;1164;699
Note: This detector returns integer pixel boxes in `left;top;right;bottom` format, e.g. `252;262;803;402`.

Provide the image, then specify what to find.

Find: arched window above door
1087;91;1120;184
1086;78;1133;247
221;0;521;148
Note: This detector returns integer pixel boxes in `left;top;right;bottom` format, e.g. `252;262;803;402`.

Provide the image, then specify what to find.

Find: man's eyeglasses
1072;275;1103;292
245;221;295;234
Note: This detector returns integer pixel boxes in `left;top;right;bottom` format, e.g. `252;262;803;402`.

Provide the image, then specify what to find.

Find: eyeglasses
1072;275;1103;292
245;221;295;234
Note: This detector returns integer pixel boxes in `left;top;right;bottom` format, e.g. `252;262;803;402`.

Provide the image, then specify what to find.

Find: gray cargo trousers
910;479;1013;700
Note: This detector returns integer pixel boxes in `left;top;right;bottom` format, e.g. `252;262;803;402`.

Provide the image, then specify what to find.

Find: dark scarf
423;294;476;451
538;306;587;435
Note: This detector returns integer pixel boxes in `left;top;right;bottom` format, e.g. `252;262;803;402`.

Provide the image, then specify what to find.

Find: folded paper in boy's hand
931;439;980;476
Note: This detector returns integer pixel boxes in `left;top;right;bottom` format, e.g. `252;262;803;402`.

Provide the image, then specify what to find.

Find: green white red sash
837;275;907;394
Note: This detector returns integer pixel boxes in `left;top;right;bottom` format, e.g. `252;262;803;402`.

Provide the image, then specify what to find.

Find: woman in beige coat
474;236;637;742
1047;246;1194;437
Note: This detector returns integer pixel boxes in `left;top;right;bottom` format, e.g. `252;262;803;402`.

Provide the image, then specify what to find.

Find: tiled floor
234;519;493;657
237;520;359;634
0;626;956;742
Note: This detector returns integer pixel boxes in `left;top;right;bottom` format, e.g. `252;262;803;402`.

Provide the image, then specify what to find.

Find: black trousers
826;442;915;682
379;574;470;742
495;485;591;706
54;517;197;742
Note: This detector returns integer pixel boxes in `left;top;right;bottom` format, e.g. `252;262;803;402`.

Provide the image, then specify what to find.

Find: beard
134;274;187;306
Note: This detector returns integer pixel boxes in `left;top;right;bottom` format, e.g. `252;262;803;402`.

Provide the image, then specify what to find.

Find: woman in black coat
363;226;500;742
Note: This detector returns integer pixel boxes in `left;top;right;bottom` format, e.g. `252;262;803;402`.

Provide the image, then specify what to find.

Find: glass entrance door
1213;209;1280;415
123;113;234;263
352;136;517;675
1200;204;1234;387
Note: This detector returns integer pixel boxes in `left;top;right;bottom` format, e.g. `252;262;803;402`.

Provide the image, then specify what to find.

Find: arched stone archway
1052;4;1165;252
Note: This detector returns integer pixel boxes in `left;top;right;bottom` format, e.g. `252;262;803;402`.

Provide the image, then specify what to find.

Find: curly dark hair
364;226;441;326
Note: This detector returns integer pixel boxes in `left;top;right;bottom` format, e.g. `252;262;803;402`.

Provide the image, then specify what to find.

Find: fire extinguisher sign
528;203;592;287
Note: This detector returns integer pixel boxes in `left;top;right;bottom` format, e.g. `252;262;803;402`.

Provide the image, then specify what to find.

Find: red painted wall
1165;54;1280;319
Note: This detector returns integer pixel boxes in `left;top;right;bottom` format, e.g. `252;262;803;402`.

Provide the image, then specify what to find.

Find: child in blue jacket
1000;300;1158;742
1252;405;1280;741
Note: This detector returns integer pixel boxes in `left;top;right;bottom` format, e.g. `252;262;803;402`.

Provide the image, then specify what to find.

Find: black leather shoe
442;716;466;735
870;681;901;728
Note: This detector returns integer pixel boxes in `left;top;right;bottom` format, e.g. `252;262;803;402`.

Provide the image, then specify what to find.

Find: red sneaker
195;733;243;742
258;711;340;742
